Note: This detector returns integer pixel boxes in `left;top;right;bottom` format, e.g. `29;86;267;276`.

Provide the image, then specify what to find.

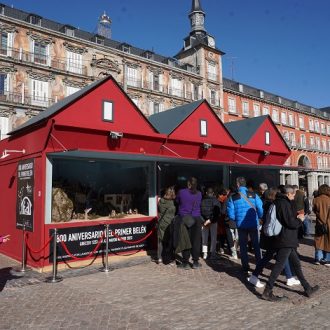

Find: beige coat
313;194;330;252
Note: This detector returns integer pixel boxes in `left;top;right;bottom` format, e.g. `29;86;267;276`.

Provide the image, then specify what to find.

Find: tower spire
189;0;206;34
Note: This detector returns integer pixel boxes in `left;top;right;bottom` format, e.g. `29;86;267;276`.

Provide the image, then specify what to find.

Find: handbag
315;222;328;236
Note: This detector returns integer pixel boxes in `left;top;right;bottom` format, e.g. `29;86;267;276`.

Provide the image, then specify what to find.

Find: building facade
0;0;329;195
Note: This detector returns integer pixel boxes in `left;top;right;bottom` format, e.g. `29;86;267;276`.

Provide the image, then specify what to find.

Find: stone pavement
0;238;329;330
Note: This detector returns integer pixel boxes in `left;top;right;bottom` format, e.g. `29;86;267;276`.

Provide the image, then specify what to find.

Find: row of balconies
1;47;88;76
0;90;55;108
285;140;330;153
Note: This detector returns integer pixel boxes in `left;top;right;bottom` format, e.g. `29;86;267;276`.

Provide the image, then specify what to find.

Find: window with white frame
228;97;236;113
200;119;207;136
265;131;270;145
262;106;269;116
299;116;305;129
321;123;326;134
31;40;49;65
283;131;289;142
317;156;322;169
328;140;330;151
127;66;139;87
210;90;217;106
31;78;49;106
316;137;320;150
207;62;217;81
192;83;200;100
324;157;328;169
0;73;8;95
300;134;306;148
281;112;287;125
103;101;113;122
148;71;163;92
272;109;279;123
66;85;80;96
242;101;249;116
315;120;320;133
66;51;83;74
310;136;315;148
149;100;164;114
0;31;13;56
290;132;296;146
253;103;260;117
327;125;330;135
309;119;314;131
288;113;294;127
322;139;327;151
170;77;182;97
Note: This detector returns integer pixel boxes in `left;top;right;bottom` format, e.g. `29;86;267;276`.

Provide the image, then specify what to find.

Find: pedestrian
248;187;301;288
157;186;176;264
227;177;263;274
217;188;237;259
201;187;220;260
176;177;203;269
258;183;268;202
302;187;312;238
0;234;10;244
261;185;319;301
313;184;330;266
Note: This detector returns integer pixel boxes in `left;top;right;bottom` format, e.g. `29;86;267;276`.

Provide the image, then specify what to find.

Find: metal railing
0;90;55;108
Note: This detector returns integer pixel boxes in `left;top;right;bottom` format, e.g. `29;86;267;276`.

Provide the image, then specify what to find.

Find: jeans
303;215;312;236
237;228;261;271
253;248;293;279
202;222;217;254
315;249;330;262
267;248;310;290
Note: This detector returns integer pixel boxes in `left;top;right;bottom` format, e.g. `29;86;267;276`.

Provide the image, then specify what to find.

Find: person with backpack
261;185;319;302
227;177;263;274
247;187;301;288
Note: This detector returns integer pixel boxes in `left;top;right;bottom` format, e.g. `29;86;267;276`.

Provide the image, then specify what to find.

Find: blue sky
3;0;330;108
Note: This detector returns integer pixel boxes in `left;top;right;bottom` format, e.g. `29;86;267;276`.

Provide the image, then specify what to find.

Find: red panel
169;102;237;148
54;79;158;137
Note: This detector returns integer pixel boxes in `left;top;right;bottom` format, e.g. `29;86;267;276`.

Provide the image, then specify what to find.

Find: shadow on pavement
0;267;24;292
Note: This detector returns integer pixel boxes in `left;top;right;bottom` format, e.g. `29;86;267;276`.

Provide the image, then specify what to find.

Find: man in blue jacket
227;177;263;273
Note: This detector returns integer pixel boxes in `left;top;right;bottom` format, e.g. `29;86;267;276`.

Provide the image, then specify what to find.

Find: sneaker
286;277;301;287
247;275;265;288
157;258;163;265
305;285;319;298
203;252;208;260
229;254;238;260
177;263;190;270
219;248;225;255
192;261;202;269
323;261;330;267
314;260;321;265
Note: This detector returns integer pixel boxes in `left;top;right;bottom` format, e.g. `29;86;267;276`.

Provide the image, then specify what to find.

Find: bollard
100;224;112;273
13;224;31;274
45;228;62;283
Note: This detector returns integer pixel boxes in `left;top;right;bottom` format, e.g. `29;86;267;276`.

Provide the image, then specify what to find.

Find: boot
262;285;288;302
304;285;319;298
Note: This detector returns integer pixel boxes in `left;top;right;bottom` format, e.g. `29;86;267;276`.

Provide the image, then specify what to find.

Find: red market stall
0;75;290;271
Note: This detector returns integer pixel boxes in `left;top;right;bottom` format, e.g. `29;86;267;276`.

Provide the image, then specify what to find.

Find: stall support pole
13;224;31;274
45;228;62;283
100;224;112;273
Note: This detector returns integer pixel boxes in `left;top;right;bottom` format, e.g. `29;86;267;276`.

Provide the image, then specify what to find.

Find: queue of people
157;176;328;302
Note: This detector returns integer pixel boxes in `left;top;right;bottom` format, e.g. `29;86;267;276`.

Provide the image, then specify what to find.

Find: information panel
16;159;34;232
49;221;154;262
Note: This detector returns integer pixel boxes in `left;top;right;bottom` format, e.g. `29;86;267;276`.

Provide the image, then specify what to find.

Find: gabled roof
148;99;204;135
224;115;268;145
9;76;110;135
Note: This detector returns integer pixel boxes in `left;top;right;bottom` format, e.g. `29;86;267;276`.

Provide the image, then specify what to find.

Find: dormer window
0;5;4;15
120;43;131;53
143;50;154;60
28;14;41;26
91;35;104;45
62;25;75;37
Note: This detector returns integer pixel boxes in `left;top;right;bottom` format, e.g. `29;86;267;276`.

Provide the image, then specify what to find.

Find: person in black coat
261;185;319;302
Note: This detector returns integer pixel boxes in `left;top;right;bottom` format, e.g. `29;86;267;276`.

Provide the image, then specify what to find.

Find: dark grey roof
320;107;330;113
148;99;204;135
224;116;268;145
9;76;110;135
0;3;193;72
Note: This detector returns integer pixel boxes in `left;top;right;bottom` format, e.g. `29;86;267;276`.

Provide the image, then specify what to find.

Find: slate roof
148;99;205;135
9;76;110;135
224;115;268;145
